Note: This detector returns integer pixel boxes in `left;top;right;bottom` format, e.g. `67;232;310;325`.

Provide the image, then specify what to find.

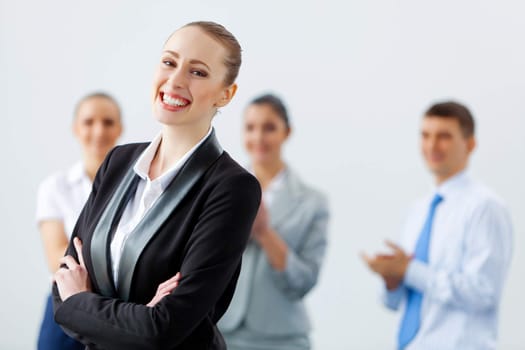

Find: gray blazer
218;168;329;336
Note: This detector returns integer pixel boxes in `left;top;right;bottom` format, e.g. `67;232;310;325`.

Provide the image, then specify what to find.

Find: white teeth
162;94;189;107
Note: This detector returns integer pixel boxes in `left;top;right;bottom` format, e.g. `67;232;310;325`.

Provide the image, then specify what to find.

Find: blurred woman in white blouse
35;92;122;350
219;93;330;350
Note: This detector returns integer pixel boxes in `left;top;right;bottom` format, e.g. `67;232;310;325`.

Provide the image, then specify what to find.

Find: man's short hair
424;101;475;138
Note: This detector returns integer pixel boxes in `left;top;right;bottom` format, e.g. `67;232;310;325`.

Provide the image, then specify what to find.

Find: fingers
73;237;86;268
385;240;403;253
147;291;171;308
157;272;181;290
60;238;85;270
53;268;64;283
60;255;80;270
360;251;372;264
148;273;181;307
361;253;381;274
376;254;395;259
159;280;179;295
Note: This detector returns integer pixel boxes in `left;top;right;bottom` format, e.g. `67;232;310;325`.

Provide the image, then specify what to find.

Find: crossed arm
54;237;180;307
51;173;261;349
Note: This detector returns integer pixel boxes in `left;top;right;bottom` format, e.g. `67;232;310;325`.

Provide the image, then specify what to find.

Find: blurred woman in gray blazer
219;94;329;350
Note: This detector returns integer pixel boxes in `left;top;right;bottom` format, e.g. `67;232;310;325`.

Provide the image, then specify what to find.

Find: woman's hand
250;201;288;271
251;201;270;240
54;237;91;301
147;272;181;307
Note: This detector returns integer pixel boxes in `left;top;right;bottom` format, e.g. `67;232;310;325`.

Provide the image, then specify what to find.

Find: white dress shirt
110;127;212;284
261;167;286;207
384;171;513;350
36;162;92;237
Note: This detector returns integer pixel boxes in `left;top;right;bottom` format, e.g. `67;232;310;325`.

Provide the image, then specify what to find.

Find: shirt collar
265;167;287;194
247;165;288;193
66;161;91;185
434;170;470;199
133;126;213;190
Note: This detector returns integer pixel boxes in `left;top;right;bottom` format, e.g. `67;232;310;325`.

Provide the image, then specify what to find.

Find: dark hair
249;93;291;129
182;21;242;86
74;92;122;121
424;101;475;137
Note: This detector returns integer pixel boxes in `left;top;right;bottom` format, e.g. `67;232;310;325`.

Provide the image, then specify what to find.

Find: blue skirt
37;294;84;350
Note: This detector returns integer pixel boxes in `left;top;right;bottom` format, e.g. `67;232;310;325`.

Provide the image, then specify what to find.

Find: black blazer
52;131;261;350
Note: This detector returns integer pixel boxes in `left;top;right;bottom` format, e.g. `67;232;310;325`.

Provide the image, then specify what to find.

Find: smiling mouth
160;92;191;109
427;154;444;162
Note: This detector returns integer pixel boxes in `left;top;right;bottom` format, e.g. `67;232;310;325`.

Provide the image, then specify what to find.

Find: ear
116;121;124;138
467;136;476;154
285;126;292;140
72;120;80;138
215;83;238;108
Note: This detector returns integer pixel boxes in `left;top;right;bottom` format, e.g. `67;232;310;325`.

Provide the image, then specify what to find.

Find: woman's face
73;97;122;159
243;104;290;165
151;26;237;128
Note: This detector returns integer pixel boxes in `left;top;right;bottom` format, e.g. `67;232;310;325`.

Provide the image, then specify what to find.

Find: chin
153;105;174;122
93;148;110;158
90;145;109;154
430;167;452;178
154;114;180;126
154;109;194;127
258;158;279;167
426;160;443;169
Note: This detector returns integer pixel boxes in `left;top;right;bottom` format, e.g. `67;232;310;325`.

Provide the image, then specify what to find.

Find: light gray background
1;0;524;349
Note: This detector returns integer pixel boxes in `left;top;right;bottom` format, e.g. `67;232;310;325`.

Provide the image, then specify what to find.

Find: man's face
420;116;475;183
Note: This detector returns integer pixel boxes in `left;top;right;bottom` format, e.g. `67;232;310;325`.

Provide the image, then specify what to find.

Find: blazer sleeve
269;193;329;300
52;172;261;350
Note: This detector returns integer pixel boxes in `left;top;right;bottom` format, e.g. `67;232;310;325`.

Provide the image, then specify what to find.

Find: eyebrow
163;50;211;71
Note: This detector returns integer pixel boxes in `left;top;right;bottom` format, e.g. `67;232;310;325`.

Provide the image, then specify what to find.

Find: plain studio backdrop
1;1;524;349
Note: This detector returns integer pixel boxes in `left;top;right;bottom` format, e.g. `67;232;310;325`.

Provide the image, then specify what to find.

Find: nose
252;128;265;144
424;135;439;153
244;128;263;149
167;66;188;89
430;135;439;149
92;121;106;140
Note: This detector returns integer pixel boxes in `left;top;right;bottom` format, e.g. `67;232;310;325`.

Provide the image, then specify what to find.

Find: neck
253;159;285;190
154;123;211;175
434;166;466;186
83;155;104;181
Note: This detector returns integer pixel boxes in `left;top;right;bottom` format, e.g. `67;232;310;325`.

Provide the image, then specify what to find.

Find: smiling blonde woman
51;22;261;350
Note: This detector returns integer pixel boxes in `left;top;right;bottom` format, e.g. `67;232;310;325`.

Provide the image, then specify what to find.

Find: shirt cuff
404;259;430;293
383;285;405;310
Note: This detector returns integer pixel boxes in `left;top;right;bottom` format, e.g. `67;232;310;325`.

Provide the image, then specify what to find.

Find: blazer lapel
90;166;139;297
116;130;223;301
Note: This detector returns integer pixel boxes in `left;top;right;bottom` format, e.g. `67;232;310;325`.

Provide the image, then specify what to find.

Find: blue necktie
398;193;443;349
